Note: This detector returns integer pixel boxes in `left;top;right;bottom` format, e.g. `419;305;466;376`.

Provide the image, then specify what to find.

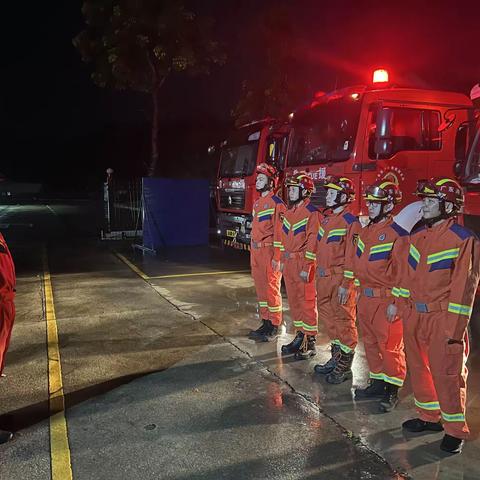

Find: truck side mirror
374;108;393;158
438;112;456;133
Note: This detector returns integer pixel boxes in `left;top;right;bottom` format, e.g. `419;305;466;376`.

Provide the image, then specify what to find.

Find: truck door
459;114;480;218
369;104;443;209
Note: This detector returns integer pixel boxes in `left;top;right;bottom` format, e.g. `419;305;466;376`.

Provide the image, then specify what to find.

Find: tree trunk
148;86;160;177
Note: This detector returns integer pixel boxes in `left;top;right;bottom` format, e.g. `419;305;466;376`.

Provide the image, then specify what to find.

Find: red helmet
285;172;315;195
256;162;278;179
321;175;355;202
364;180;402;204
415;177;464;209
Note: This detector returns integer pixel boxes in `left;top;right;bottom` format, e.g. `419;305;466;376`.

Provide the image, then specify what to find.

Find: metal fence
101;178;143;240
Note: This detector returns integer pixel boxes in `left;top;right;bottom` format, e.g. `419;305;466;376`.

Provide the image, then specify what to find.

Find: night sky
1;0;479;192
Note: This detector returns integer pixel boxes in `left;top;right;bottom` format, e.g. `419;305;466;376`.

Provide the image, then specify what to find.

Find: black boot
314;344;341;374
294;335;316;360
355;379;386;399
281;331;304;355
326;350;354;384
440;434;464;454
379;383;399;412
0;430;13;444
402;418;443;433
255;320;278;342
248;319;268;339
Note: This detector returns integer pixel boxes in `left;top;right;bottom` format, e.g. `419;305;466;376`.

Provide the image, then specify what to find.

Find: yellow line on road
149;269;251;279
116;252;250;280
115;253;149;280
43;249;73;480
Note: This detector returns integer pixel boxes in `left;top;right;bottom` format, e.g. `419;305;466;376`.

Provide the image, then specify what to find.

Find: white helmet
470;83;480;101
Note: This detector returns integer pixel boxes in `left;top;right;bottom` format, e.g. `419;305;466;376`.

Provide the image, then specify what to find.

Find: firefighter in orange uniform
351;181;407;411
275;172;318;359
310;176;360;384
0;231;15;376
248;163;286;342
391;178;480;454
0;230;15;445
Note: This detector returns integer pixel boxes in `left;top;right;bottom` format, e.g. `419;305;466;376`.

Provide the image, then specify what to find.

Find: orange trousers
282;256;317;334
251;246;282;325
316;273;357;352
403;308;469;439
357;295;406;386
0;300;15;374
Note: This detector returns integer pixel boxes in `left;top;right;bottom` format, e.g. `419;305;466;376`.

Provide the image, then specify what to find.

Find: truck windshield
288;97;362;166
219;128;261;178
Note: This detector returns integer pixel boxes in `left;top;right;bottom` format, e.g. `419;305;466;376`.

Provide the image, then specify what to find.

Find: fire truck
215;118;290;249
461;100;480;232
285;69;479;220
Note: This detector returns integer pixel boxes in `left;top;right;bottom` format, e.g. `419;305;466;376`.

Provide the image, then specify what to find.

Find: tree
232;5;311;127
74;0;225;176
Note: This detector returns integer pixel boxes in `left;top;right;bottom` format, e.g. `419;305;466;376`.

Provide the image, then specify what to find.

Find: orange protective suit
0;233;16;375
250;192;286;325
306;208;360;353
350;218;408;386
394;218;480;439
275;199;318;334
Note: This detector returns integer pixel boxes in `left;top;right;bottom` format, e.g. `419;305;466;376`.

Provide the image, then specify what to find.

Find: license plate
226;229;237;238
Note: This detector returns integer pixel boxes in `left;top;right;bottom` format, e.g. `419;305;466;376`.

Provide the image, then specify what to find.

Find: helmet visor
364;185;389;201
415;179;438;197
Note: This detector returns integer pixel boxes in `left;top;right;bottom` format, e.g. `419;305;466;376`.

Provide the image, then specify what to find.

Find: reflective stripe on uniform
414;398;440;411
327;228;347;239
392;287;410;298
257;208;275;217
305;251;316;260
334;339;353;353
268;304;282;313
294;320;317;333
343;270;354;279
369;371;404;386
257;208;274;222
292;218;308;233
369;242;394;254
408;244;421;269
441;411;466;422
356;237;365;257
427;248;460;264
317;226;325;240
448;302;472;317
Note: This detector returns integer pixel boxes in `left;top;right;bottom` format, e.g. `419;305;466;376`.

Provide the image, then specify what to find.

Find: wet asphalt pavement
0;202;478;479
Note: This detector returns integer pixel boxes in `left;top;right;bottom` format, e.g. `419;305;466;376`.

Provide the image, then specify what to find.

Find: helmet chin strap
424;200;455;226
368;203;389;224
289;187;305;206
323;190;347;214
256;178;274;193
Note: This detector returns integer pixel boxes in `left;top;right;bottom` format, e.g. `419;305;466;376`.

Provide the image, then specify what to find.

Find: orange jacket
0;233;15;297
251;192;286;245
306;207;361;287
394;218;480;340
351;217;409;292
275;199;319;272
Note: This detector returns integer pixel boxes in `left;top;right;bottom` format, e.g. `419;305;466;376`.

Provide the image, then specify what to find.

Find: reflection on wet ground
127;243;480;480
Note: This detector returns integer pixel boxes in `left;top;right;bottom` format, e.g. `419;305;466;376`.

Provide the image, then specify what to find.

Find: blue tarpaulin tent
142;177;209;250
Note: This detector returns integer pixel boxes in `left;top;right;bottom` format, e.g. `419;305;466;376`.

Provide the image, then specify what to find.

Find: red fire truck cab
286;70;477;218
215;118;290;248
